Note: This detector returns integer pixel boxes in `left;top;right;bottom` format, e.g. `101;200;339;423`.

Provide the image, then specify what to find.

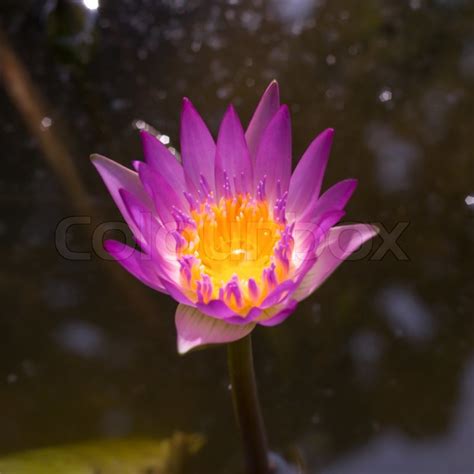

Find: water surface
1;1;473;472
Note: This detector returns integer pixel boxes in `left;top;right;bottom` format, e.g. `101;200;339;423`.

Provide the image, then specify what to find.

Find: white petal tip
175;304;256;355
370;224;381;236
177;337;201;355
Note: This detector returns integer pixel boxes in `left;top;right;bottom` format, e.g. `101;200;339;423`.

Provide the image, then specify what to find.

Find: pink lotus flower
92;82;377;354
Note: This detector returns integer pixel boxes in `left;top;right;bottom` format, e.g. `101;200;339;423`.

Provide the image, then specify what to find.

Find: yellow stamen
177;194;292;315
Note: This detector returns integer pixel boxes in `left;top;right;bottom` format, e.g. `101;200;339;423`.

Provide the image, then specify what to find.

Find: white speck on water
326;54;336;65
159;134;170;145
41;117;52;130
134;119;146;130
217;84;233;99
168;146;178;156
54;320;105;359
83;0;99;10
465;195;474;206
379;88;393;102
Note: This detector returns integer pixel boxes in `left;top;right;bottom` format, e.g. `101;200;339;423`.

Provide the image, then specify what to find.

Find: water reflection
375;285;434;342
322;357;474;473
45;0;99;64
271;0;320;34
1;0;474;472
365;123;420;194
349;330;384;386
54;319;105;359
465;195;474;207
82;0;99;11
420;87;462;143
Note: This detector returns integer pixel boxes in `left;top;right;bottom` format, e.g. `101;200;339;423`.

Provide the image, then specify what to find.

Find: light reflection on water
365;122;420;193
0;0;474;472
375;285;434;342
322;357;474;473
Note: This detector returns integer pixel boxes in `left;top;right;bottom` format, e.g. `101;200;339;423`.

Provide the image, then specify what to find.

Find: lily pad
0;433;204;474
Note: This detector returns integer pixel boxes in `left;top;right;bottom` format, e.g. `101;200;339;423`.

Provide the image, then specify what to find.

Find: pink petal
257;300;298;327
293;224;379;302
223;307;263;325
287;129;334;218
245;80;280;161
137;162;187;229
293;209;345;265
254;105;292;202
260;280;297;308
140;130;186;190
160;278;195;306
215;105;253;197
175;304;255;354
180;98;216;194
196;299;235;319
91;154;152;241
104;239;167;293
119;189;177;276
118;188;157;248
301;179;357;223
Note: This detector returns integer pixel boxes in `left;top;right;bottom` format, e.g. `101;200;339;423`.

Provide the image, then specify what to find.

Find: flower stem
227;334;270;474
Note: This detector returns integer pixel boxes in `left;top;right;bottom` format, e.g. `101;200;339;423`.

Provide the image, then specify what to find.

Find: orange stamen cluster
175;193;294;316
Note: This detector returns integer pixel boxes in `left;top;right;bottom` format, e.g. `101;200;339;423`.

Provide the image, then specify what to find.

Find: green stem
227;334;270;474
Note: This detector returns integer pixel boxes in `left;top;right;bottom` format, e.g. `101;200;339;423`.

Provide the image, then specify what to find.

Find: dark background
0;0;473;472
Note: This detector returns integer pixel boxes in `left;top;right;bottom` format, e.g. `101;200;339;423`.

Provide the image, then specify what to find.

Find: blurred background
1;0;473;472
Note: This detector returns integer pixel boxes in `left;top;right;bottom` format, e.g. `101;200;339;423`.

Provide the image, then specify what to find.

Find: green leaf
0;432;204;474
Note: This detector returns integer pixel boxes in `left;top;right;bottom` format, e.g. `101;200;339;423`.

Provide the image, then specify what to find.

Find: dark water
1;0;474;472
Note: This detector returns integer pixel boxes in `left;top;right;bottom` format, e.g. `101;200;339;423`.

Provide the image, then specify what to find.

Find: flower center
175;193;294;315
